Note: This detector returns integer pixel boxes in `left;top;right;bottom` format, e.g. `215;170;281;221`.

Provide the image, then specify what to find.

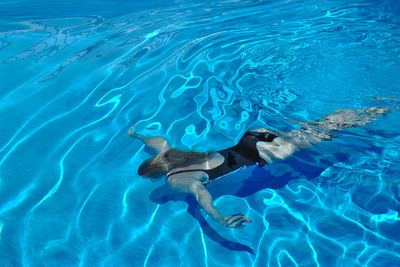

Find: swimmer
130;106;398;229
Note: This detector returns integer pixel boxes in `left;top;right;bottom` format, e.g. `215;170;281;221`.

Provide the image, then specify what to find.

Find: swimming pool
1;0;400;266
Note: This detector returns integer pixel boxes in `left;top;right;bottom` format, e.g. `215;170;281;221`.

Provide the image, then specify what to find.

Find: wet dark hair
138;149;209;178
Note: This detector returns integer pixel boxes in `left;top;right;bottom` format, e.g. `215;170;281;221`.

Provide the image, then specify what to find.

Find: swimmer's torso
166;152;225;174
167;131;278;183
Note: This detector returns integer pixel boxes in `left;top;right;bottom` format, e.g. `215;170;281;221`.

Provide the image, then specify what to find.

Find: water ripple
1;0;400;266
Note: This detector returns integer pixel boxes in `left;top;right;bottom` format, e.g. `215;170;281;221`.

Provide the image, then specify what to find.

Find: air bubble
241;111;249;121
185;124;196;134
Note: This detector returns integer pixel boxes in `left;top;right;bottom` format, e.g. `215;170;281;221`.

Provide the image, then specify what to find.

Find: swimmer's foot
372;96;400;101
287;106;397;148
223;214;251;229
304;106;392;131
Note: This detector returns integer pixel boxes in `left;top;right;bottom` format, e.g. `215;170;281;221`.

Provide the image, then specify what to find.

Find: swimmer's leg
302;106;393;131
257;106;397;163
167;171;251;229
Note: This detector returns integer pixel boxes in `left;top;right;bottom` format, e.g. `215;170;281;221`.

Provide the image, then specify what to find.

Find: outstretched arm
167;171;251;229
128;125;170;154
257;106;396;163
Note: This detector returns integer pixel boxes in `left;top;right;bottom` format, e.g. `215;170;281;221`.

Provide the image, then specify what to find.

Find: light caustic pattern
0;0;400;266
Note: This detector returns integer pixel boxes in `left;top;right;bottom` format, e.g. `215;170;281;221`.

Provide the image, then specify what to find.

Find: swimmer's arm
128;126;170;154
167;172;251;229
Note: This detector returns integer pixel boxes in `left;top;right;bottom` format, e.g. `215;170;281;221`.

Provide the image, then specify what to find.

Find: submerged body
166;131;278;181
131;106;397;229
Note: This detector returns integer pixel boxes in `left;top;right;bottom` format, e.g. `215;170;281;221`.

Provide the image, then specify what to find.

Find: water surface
1;0;400;266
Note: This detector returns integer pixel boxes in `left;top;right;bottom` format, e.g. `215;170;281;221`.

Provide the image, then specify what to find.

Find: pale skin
130;106;397;229
129;126;251;228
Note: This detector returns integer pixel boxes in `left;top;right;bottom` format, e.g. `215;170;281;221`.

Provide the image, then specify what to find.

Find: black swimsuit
167;131;278;181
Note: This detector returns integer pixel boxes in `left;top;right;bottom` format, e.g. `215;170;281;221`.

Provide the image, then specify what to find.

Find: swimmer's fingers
227;215;251;229
224;214;251;229
128;125;137;136
128;126;134;136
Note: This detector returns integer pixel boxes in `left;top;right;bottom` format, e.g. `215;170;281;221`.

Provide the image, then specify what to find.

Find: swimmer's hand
128;124;151;139
128;125;137;137
128;125;147;138
222;214;251;229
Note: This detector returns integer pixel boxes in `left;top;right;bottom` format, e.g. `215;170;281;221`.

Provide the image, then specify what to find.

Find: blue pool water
1;0;400;266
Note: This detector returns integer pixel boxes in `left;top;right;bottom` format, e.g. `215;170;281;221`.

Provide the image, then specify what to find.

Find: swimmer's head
138;156;168;178
138;149;209;179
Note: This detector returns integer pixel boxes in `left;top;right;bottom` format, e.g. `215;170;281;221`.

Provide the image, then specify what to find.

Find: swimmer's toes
242;217;251;223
